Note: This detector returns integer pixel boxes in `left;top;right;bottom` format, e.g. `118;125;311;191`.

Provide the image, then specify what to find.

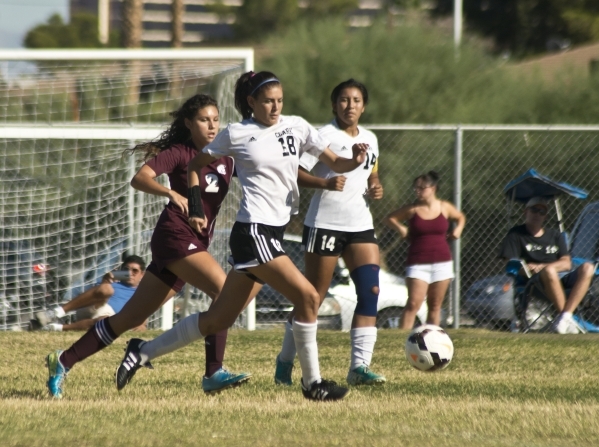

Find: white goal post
0;49;255;331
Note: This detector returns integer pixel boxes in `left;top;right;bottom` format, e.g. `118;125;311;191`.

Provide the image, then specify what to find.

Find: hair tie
249;78;280;96
249;71;256;78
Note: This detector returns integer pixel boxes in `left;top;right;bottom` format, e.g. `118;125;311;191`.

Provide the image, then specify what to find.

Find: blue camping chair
503;169;598;333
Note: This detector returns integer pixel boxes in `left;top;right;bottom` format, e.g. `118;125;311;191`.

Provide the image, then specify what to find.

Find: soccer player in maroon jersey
45;94;260;398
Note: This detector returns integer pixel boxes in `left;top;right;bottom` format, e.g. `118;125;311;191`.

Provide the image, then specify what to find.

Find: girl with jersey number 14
274;79;386;387
120;71;368;401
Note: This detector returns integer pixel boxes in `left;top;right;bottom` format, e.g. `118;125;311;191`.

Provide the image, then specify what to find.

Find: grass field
2;329;599;447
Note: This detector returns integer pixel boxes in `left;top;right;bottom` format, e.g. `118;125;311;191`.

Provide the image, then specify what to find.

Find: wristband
188;185;205;218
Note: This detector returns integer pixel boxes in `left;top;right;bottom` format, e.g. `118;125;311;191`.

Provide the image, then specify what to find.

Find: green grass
2;329;599;446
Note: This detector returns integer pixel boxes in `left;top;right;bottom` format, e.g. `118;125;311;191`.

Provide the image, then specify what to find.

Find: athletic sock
350;326;377;370
53;306;66;319
140;313;203;361
292;319;320;387
205;329;227;377
278;320;296;363
59;318;117;369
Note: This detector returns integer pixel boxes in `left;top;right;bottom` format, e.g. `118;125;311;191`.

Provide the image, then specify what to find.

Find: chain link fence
2;124;599;331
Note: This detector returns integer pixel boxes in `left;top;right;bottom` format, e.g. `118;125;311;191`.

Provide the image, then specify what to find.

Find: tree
301;0;358;16
431;0;599;56
172;0;184;48
24;13;120;49
122;0;143;48
233;0;370;42
561;0;599;43
234;0;300;41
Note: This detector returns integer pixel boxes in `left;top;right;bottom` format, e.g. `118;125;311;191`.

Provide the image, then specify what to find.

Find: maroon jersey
146;142;234;242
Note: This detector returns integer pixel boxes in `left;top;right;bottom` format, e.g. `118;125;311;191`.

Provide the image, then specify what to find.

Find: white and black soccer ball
405;324;454;372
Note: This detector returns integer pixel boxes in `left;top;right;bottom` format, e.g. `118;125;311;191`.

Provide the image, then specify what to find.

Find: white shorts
406;261;454;284
75;303;115;321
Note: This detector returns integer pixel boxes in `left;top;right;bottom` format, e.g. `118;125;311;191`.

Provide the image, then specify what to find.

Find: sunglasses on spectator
413;185;432;191
528;207;548;216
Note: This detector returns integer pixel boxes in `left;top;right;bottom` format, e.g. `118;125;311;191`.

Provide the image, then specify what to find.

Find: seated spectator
499;197;595;334
33;255;146;332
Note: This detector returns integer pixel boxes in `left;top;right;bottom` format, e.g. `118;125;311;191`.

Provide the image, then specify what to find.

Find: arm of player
131;165;189;215
384;205;413;240
187;151;217;232
366;171;383;199
297;167;346;191
318;143;367;174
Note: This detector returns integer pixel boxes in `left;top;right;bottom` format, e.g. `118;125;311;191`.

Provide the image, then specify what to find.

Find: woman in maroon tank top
384;171;466;329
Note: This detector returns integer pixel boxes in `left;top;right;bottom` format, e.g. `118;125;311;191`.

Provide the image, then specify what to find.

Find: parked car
464;201;599;329
0;235;50;330
253;234;427;330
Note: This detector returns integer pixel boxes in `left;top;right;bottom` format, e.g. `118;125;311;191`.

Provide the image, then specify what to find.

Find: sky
0;0;69;48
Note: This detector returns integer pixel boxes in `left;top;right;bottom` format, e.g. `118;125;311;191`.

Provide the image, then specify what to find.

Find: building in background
70;0;388;47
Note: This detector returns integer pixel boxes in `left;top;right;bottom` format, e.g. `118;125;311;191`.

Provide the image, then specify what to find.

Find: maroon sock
59;318;118;369
205;329;228;377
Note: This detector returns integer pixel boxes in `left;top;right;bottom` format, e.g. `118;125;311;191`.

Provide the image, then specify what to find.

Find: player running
274;79;386;387
45;94;259;398
117;71;367;401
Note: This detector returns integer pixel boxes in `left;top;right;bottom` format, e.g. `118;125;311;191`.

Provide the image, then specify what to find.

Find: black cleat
301;378;350;401
115;338;153;391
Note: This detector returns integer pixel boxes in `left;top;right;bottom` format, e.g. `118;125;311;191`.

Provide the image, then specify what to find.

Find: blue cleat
274;355;294;386
346;365;386;386
202;367;251;395
46;350;69;399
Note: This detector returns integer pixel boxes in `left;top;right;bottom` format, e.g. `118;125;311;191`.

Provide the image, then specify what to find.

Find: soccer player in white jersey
274;79;386;387
119;71;368;401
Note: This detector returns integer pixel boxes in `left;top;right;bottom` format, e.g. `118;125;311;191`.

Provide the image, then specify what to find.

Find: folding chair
503;170;594;333
506;259;556;333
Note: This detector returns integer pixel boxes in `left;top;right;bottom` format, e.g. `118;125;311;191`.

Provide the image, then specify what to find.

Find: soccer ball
405;324;454;372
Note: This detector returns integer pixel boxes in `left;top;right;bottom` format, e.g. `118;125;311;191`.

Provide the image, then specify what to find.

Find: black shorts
529;267;583;300
229;222;287;271
302;226;378;256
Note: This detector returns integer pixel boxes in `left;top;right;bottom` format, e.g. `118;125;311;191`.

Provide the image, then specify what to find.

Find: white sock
350;326;377;370
278;320;296;363
292;319;320;387
561;311;573;320
48;323;63;331
53;306;66;319
140;313;203;361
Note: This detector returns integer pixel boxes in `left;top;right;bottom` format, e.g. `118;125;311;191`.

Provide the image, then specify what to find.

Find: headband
249;78;280;96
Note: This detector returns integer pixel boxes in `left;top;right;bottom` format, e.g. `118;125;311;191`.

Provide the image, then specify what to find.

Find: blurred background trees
24;13;120;49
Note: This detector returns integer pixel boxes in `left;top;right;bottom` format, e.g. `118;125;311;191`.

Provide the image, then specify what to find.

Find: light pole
454;0;463;51
98;0;109;45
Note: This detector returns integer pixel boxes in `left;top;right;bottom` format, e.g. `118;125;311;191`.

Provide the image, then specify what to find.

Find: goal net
0;49;252;331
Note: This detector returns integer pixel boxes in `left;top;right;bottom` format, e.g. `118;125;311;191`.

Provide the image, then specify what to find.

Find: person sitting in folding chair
499;196;595;334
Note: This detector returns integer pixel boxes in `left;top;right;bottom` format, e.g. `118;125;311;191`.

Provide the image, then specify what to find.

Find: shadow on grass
0;388;48;399
386;379;599;403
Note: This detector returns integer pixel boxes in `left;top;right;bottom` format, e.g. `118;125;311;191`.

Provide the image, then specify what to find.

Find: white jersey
301;120;379;232
204;115;329;226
